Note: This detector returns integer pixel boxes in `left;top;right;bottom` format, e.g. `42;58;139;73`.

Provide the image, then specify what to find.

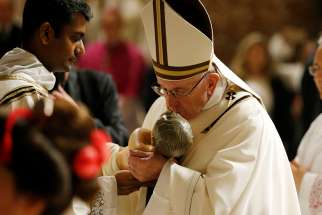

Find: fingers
117;184;140;195
128;155;146;181
129;149;153;158
137;144;155;152
114;170;143;195
128;128;154;151
128;151;166;182
115;170;141;185
51;90;63;99
51;87;79;109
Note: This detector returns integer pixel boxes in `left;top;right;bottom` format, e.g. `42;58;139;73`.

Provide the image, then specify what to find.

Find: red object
73;129;112;179
0;108;32;163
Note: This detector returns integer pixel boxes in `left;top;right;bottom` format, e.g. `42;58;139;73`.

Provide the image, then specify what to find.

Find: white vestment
0;48;55;110
295;113;322;214
103;86;300;215
64;176;118;215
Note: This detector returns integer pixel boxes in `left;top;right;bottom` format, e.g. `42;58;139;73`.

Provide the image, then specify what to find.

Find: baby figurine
129;111;193;158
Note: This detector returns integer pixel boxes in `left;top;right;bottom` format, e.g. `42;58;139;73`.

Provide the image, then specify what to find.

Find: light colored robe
103;87;300;215
65;176;118;215
295;113;322;214
0;48;55;110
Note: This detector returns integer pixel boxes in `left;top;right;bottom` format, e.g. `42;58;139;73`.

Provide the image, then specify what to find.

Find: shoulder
205;92;266;135
0;76;47;105
0;85;45;109
228;95;266;131
222;90;264;122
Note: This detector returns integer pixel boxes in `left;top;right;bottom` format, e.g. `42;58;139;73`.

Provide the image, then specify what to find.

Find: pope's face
157;72;218;120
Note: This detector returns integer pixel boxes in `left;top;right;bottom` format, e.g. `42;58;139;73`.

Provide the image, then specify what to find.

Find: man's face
157;73;213;120
46;13;87;73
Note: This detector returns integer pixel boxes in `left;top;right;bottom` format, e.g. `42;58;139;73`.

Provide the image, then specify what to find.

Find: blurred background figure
268;26;310;102
0;0;21;57
77;5;147;133
231;32;296;159
300;37;321;138
291;36;322;215
0;98;110;215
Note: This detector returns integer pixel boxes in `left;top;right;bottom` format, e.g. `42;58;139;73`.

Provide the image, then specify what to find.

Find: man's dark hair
22;0;92;42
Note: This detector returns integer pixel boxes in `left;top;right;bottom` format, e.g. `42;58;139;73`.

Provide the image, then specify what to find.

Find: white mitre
140;0;259;99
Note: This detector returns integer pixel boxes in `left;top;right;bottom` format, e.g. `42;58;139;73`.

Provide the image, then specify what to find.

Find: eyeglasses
309;64;322;76
151;72;209;98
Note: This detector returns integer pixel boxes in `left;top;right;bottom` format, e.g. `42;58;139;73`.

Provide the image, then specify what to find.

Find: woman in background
231;32;296;159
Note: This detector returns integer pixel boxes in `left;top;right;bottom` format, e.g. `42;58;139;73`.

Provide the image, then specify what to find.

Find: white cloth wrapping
295;113;322;214
0;48;55;110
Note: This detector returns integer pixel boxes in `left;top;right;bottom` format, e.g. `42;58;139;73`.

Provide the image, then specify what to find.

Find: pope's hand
128;149;167;182
116;128;155;170
115;170;141;195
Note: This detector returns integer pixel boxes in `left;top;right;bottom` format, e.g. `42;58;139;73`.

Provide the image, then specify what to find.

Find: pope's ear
206;72;220;96
39;22;55;45
208;72;220;87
